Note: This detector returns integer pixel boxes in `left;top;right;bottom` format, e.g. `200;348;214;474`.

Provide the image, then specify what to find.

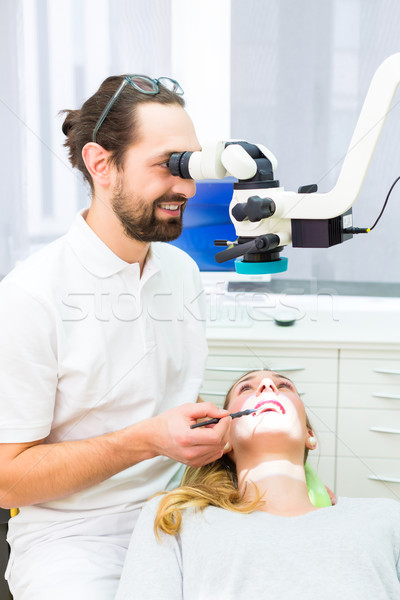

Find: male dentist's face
111;102;201;243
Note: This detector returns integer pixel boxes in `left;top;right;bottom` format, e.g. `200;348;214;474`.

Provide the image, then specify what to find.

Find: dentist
0;75;230;599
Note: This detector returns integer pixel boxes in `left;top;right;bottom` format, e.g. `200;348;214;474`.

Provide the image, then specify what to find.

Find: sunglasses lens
157;77;184;95
129;76;158;93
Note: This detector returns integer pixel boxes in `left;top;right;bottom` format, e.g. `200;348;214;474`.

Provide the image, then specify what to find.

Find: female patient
116;370;400;599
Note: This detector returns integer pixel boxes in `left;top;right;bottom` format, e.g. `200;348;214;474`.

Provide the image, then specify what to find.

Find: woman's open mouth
252;399;286;416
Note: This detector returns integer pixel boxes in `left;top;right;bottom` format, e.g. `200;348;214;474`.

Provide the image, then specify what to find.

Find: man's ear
82;142;112;188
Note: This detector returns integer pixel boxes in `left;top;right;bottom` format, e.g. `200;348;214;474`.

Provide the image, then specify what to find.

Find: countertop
205;289;400;350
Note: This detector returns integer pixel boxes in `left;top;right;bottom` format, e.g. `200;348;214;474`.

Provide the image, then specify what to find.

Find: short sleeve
0;282;58;442
116;497;183;599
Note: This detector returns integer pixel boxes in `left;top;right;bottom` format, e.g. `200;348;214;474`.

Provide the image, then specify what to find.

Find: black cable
369;175;400;231
343;227;369;234
344;175;400;234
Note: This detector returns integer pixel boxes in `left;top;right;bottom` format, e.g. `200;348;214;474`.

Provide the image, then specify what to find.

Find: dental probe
190;409;256;429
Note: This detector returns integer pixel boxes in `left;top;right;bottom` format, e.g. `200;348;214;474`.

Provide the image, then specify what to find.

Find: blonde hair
154;369;312;537
153;455;263;538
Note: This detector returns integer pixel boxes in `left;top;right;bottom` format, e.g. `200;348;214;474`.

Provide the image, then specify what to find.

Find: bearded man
0;75;231;599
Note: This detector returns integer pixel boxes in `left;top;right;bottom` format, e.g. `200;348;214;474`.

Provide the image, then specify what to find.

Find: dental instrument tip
190;408;256;429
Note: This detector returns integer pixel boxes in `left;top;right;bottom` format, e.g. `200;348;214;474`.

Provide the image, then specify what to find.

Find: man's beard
111;181;187;243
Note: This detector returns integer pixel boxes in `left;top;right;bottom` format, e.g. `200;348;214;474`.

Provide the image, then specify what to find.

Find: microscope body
169;53;400;274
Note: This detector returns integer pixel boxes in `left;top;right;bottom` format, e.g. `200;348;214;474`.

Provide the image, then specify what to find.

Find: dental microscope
169;54;400;275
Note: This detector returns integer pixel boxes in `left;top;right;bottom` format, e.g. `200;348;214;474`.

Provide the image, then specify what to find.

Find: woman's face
226;370;311;457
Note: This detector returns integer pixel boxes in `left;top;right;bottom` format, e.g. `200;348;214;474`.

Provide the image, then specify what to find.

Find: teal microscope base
235;257;288;274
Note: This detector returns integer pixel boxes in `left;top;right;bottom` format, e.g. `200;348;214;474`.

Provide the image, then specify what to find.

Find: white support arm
268;53;400;219
190;54;400;220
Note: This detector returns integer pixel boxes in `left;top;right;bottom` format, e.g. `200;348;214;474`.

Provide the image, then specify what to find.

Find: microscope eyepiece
168;152;194;179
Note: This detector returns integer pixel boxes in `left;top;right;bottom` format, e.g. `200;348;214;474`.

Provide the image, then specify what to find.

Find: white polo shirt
0;210;208;521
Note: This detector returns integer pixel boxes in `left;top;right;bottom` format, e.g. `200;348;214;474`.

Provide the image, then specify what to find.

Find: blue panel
170;179;236;271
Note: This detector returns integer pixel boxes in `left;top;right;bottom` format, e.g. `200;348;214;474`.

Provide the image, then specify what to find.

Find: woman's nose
256;378;278;396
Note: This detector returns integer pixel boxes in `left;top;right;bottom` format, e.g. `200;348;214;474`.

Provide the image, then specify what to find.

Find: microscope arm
168;54;400;275
266;53;400;220
176;54;400;220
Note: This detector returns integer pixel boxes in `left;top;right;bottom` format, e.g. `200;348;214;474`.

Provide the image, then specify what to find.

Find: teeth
159;204;179;210
253;401;285;416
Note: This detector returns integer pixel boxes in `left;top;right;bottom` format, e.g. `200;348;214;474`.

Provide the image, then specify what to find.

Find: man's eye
158;161;169;168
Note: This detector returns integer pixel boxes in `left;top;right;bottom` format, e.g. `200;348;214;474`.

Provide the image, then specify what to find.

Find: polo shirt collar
66;210;161;280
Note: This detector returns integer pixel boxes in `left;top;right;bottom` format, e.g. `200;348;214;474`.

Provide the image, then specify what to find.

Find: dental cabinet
202;292;400;499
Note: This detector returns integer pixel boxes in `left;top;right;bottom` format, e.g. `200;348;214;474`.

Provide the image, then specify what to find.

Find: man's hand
150;402;231;468
0;403;231;508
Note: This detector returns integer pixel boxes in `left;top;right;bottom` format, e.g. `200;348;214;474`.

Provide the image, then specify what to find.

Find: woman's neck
236;458;319;517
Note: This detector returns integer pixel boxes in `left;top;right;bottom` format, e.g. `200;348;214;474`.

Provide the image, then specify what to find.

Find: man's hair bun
61;109;80;136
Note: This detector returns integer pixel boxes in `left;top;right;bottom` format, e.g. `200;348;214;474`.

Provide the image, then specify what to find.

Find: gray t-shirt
116;496;400;599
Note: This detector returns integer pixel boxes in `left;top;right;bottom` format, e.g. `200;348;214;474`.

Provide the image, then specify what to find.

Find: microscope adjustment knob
231;196;276;222
231;203;248;222
246;196;276;221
